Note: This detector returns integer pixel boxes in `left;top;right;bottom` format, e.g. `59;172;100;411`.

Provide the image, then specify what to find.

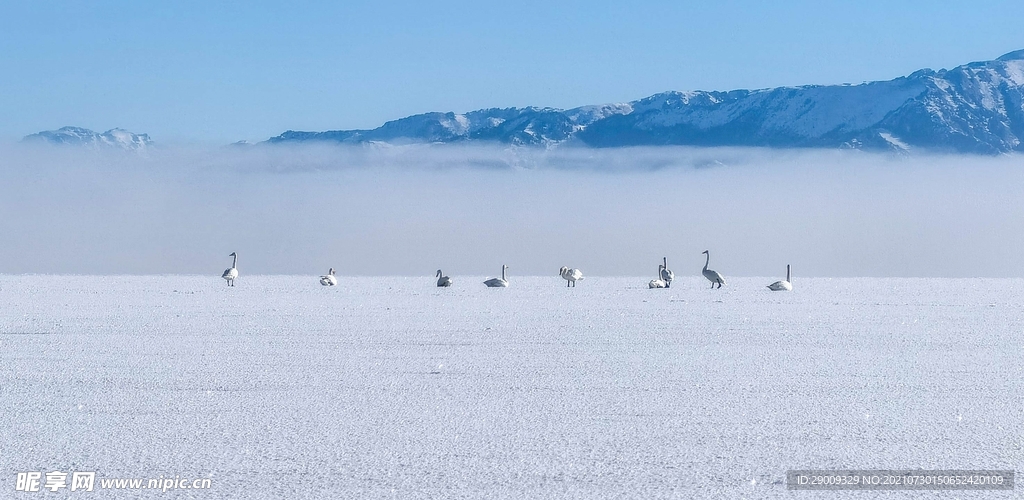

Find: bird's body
702;250;726;289
320;268;337;286
767;265;792;291
559;266;584;287
649;265;668;288
484;265;509;287
222;252;238;286
661;257;674;288
436;269;453;287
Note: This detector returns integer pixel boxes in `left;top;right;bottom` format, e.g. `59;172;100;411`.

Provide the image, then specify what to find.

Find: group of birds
648;251;734;289
438;265;581;288
648;257;674;288
434;266;509;288
221;251;793;291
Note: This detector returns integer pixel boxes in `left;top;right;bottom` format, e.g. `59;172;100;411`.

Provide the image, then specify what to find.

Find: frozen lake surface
1;275;1021;498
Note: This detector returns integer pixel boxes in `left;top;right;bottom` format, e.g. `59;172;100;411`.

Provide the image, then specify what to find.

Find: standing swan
436;270;453;287
320;268;337;286
649;264;667;288
767;265;792;291
222;252;238;286
661;257;674;288
701;250;726;289
484;265;509;287
559;266;583;287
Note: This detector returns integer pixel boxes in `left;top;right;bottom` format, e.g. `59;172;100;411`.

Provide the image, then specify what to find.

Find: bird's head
702;250;709;254
229;252;236;256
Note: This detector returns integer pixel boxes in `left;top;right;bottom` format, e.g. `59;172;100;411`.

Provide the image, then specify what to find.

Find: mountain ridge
268;50;1024;154
23;126;153;151
23;51;1024;155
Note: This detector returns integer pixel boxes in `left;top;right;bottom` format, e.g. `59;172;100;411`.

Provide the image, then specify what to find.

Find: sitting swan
559;266;583;287
767;265;792;291
436;269;453;287
484;265;509;287
320;268;337;286
649;264;667;288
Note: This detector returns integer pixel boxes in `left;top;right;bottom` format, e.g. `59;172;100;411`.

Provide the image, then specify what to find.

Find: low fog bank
1;142;1022;277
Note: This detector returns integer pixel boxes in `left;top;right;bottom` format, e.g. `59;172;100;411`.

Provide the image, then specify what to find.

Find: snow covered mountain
270;104;632;147
23;126;153;151
269;50;1024;154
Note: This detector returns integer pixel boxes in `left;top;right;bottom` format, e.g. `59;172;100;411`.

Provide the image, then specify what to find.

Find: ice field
1;275;1022;498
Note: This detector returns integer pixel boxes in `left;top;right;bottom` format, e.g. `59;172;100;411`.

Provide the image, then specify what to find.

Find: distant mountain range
269;50;1024;154
23;126;152;151
25;50;1024;154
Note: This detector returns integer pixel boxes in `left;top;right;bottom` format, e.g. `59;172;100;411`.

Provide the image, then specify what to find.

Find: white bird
483;265;509;287
559;266;584;287
649;264;668;288
661;257;674;288
767;264;792;291
320;268;337;286
702;250;726;289
222;252;238;286
436;269;453;287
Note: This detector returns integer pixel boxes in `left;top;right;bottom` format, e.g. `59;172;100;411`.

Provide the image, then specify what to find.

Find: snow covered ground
1;275;1021;498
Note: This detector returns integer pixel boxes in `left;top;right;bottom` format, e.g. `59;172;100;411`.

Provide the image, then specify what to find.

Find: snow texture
2;275;1020;498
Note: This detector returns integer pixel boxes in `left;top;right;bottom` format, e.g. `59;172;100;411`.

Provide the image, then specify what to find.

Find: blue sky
2;1;1023;143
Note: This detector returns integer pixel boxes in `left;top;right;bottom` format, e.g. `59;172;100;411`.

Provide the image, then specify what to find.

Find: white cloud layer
2;142;1022;277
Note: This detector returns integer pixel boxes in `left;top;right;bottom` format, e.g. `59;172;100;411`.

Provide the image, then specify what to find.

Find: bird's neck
703;254;709;271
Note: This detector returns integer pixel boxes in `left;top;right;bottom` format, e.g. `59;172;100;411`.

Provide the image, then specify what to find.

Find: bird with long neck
484;265;509;287
701;250;726;289
222;252;238;286
649;264;667;288
436;269;453;287
768;264;792;291
661;257;674;288
320;267;337;286
559;266;583;287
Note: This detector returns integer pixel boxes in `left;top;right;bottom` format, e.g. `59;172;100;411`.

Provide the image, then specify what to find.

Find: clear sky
2;1;1023;143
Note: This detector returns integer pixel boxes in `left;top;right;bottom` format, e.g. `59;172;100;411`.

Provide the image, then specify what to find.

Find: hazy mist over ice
1;142;1022;277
